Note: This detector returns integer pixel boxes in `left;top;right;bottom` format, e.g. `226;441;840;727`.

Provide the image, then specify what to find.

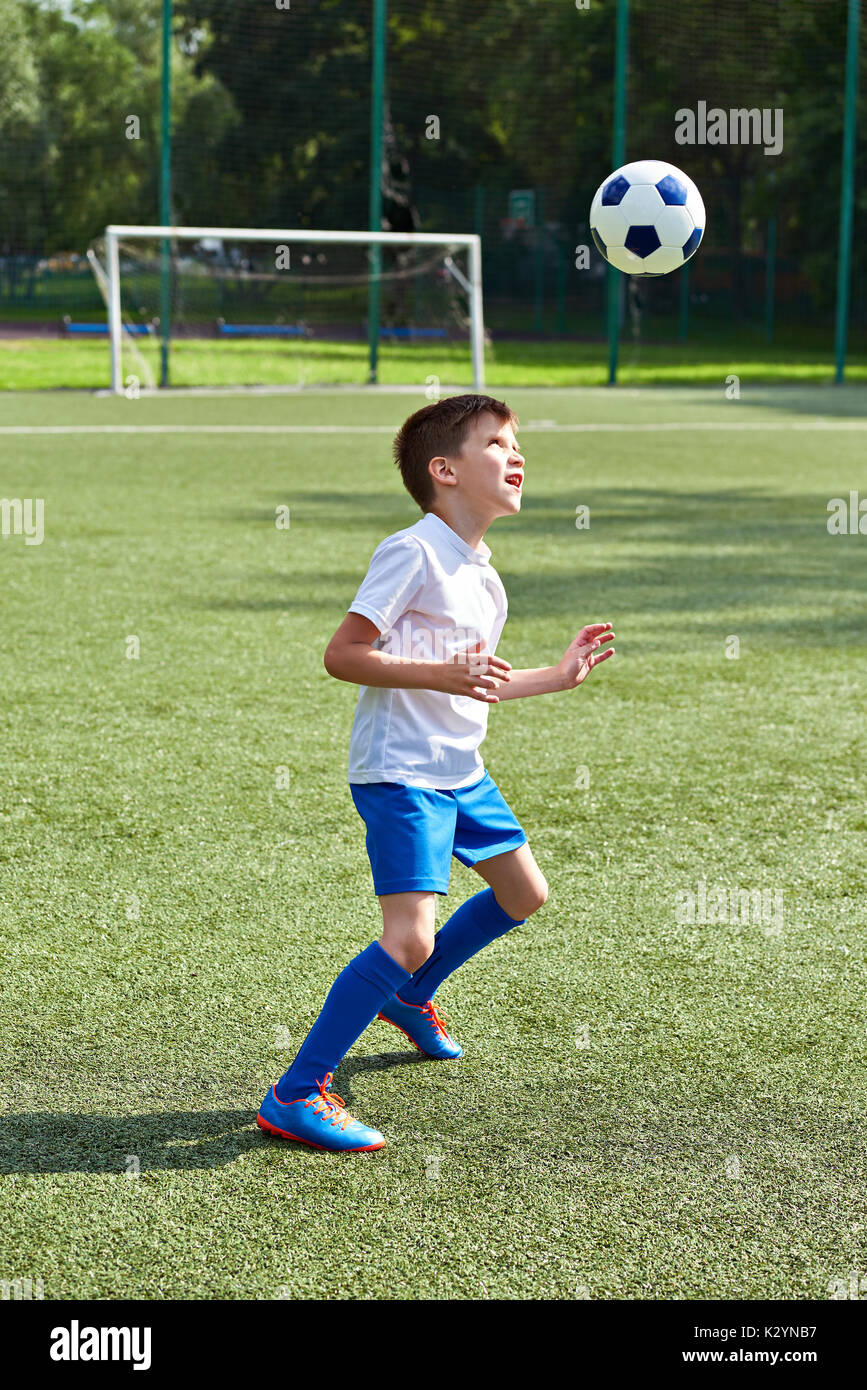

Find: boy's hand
438;641;512;704
556;623;615;689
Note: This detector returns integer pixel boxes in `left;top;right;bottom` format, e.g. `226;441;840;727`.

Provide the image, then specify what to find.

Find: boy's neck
427;505;489;553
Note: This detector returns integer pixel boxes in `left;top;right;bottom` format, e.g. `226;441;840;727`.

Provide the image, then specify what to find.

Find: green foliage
178;0;371;227
0;0;235;253
0;0;863;329
386;0;613;205
628;0;867;316
0;0;40;129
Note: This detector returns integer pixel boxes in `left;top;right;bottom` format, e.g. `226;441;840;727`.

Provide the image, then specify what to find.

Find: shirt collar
421;511;491;566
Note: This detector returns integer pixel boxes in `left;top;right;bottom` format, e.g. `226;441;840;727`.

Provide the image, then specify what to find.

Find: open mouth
505;472;523;491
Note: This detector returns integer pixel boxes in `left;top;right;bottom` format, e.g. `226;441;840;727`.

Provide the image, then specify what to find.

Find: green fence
0;0;863;383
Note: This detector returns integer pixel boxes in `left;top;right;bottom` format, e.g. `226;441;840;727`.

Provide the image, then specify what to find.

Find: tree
0;0;236;254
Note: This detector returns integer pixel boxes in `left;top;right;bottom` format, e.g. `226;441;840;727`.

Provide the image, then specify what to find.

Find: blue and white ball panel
590;159;705;276
619;182;665;224
682;225;703;261
600;174;630;206
590;203;629;248
638;244;687;275
656;173;688;205
624;224;661;257
616;159;675;185
655;205;694;246
685;183;706;230
606;244;655;275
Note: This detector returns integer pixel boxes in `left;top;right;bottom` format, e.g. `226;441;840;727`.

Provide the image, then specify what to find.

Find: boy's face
435;411;525;518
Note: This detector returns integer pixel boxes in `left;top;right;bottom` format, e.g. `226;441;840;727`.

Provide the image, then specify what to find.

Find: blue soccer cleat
377;995;463;1060
257;1072;386;1152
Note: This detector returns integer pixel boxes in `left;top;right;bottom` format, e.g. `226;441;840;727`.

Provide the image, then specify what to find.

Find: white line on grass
2;421;867;435
84;384;867;401
90;384;471;398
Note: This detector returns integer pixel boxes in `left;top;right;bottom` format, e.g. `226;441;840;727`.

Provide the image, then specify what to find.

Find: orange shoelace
421;1000;451;1039
303;1072;350;1131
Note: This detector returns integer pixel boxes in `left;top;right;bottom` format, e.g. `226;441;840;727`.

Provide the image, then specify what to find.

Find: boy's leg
259;785;447;1147
271;891;434;1101
271;927;417;1104
379;890;438;973
259;895;435;1150
472;842;549;922
378;778;545;1054
391;844;548;1008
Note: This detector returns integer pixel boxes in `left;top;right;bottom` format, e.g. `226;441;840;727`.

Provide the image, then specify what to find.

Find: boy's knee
382;932;434;975
526;875;549;916
507;874;548;921
405;938;434;973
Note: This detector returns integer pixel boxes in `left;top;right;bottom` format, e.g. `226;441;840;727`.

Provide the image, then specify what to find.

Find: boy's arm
324;613;512;704
497;623;615;700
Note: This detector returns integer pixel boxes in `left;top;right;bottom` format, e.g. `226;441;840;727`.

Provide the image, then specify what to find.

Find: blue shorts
349;772;527;896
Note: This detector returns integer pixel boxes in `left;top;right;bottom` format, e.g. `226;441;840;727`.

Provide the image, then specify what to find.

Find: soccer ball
589;160;705;277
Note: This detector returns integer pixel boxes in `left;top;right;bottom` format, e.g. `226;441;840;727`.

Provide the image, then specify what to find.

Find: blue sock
397;887;525;1006
274;940;410;1102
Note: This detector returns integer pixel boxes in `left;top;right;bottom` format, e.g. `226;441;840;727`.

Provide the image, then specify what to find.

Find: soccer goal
103;225;485;394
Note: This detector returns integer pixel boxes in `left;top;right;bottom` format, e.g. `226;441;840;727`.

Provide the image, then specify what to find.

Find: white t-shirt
346;511;508;789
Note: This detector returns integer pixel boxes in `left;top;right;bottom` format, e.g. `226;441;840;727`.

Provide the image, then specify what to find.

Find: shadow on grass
0;1108;258;1173
197;488;866;636
0;1055;424;1172
734;384;867;418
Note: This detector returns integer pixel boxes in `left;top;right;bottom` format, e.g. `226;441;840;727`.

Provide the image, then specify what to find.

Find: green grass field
1;383;866;1300
2;333;867;390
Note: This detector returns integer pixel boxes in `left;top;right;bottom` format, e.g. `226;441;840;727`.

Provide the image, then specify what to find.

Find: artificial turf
2;334;867;391
1;383;865;1299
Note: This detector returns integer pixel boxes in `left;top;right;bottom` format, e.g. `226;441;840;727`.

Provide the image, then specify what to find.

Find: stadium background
0;0;863;387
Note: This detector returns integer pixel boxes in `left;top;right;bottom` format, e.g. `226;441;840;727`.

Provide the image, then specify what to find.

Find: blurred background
0;0;863;389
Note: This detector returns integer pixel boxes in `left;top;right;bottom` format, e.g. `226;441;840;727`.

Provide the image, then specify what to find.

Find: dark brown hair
393;393;518;511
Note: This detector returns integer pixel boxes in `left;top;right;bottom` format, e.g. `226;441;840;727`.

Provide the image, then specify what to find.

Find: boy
257;394;614;1151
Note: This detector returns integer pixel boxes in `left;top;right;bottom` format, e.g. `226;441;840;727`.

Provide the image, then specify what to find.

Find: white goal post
104;224;486;394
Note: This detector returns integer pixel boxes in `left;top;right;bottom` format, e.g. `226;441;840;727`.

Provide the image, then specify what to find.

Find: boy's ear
429;455;457;488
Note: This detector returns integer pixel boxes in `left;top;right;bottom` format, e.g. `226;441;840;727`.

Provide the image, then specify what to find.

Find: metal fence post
834;0;860;383
607;0;629;385
159;0;172;388
367;0;387;384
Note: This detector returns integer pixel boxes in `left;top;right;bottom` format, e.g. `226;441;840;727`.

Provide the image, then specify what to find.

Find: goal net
102;226;485;393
